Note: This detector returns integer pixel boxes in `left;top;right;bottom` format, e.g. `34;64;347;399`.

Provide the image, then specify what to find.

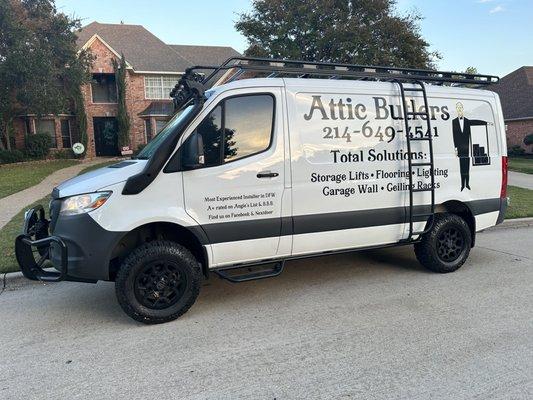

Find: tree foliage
235;0;439;69
0;0;92;150
113;53;130;149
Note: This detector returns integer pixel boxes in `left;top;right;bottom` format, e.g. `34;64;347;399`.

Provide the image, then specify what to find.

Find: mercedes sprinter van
16;58;508;324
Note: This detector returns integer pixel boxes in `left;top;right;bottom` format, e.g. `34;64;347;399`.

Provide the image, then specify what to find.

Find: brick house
12;22;240;157
490;66;533;154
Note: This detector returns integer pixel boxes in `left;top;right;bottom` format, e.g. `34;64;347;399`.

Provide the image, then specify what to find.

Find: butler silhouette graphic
452;102;489;191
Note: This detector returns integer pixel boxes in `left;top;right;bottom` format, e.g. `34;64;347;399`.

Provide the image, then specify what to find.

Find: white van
16;58;508;324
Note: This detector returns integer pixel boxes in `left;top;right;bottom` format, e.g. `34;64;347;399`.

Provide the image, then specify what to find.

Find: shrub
53;149;76;159
0;149;25;164
524;133;533;147
25;133;52;159
508;145;526;156
134;143;146;156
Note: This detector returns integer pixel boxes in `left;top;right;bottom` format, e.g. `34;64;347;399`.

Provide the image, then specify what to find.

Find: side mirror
182;131;205;169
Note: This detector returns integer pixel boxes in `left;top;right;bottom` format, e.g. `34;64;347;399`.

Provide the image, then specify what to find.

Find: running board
213;261;284;283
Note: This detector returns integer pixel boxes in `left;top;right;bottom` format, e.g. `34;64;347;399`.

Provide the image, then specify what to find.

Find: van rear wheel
115;240;201;324
414;213;472;273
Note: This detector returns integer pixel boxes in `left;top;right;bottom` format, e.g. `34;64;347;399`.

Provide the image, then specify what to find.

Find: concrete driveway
509;171;533;190
1;225;532;400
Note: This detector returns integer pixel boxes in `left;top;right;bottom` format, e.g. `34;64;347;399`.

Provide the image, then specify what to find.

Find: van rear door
182;87;288;267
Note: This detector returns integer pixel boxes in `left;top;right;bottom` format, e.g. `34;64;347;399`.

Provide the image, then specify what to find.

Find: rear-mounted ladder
396;81;436;241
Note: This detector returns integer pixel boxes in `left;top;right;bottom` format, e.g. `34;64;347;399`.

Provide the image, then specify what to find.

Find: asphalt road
1;225;532;400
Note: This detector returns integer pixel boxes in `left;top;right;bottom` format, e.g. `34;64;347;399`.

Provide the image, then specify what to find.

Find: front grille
49;199;61;233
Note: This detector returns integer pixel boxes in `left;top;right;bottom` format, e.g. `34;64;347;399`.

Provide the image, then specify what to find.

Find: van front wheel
115;240;201;324
414;213;472;273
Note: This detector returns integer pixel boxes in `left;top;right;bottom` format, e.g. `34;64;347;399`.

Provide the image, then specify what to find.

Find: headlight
60;192;112;216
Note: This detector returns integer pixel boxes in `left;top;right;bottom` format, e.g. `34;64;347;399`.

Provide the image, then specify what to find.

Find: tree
73;86;88;156
0;0;92;150
235;0;440;69
113;53;130;149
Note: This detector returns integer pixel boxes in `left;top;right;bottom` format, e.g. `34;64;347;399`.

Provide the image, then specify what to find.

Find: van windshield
135;105;195;160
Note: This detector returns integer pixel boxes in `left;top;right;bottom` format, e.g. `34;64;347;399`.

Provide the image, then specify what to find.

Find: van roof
210;77;497;99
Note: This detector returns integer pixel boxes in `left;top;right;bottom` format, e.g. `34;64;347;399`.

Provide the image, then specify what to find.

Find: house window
144;119;152;142
144;76;180;99
35;119;57;148
155;119;168;134
60;120;72;148
91;73;117;103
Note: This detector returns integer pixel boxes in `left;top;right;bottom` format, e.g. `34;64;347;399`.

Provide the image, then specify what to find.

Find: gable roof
490;66;533;120
77;22;242;74
169;44;241;67
77;22;192;73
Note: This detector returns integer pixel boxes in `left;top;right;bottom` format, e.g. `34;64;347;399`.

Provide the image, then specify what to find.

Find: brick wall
82;38;118;158
83;37;159;157
506;118;533;154
9;36;175;157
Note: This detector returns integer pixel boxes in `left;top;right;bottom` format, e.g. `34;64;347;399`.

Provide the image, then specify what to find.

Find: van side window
183;94;274;169
223;95;274;162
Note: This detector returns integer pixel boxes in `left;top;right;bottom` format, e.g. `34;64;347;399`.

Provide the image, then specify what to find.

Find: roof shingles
490;66;533;120
77;22;241;74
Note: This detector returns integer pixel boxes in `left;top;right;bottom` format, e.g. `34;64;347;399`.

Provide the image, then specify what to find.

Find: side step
213;261;285;283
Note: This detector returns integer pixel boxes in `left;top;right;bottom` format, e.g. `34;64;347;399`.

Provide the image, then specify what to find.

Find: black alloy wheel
414;213;472;273
134;261;188;310
115;240;202;324
435;227;465;263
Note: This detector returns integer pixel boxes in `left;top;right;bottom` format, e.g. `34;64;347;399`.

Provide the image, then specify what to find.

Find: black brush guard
15;205;68;282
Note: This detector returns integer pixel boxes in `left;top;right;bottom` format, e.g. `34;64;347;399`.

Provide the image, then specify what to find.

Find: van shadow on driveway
6;245;434;327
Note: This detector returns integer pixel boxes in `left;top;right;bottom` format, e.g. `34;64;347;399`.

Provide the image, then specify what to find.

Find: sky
55;0;533;77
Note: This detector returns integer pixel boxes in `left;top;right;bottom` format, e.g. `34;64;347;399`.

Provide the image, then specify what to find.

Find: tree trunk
3;119;12;151
0;121;7;151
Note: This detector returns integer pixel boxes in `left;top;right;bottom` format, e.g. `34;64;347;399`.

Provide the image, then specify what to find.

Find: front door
182;89;287;267
93;117;118;156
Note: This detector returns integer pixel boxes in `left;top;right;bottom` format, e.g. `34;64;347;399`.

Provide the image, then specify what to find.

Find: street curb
491;217;533;230
1;269;54;292
2;217;532;291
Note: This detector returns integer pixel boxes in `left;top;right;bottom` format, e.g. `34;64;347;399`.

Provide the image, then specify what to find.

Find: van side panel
286;80;503;255
286;83;409;255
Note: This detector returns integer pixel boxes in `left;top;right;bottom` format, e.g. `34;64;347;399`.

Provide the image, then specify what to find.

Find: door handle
257;171;279;178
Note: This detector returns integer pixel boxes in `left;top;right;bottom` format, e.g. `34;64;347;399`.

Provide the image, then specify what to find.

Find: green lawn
0;194;51;273
506;185;533;219
0;160;79;199
508;157;533;174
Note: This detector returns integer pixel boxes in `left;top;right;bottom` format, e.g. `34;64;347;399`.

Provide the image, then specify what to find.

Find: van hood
55;160;147;198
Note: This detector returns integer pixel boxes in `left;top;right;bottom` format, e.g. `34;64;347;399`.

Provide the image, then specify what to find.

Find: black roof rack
171;57;499;110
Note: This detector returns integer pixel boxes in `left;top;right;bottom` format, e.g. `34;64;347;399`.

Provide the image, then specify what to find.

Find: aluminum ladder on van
396;81;436;241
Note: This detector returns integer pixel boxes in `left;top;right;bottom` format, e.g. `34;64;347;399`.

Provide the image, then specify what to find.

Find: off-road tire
414;213;472;273
115;240;201;324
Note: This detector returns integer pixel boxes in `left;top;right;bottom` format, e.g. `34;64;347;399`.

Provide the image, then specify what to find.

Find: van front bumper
15;205;124;283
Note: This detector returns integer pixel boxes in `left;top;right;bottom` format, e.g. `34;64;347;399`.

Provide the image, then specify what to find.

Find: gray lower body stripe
194;198;501;245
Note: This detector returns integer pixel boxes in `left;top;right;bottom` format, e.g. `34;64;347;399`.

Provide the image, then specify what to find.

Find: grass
506;186;533;219
0;158;120;273
77;160;119;176
0;194;51;274
508;157;533;174
0;159;79;199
